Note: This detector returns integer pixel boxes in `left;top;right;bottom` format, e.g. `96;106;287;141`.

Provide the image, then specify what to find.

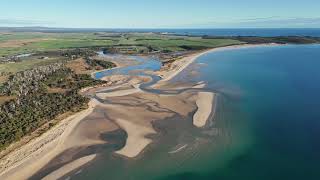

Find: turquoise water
165;44;320;179
71;45;320;180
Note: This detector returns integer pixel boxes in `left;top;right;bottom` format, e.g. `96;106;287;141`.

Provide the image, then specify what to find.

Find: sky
1;0;320;28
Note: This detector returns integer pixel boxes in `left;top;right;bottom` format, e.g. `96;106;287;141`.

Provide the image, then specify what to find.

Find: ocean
135;28;320;37
5;27;320;37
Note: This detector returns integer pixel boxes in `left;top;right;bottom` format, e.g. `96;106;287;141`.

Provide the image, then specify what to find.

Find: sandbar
115;118;156;158
193;92;215;128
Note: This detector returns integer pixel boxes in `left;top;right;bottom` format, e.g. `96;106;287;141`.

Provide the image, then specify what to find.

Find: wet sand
97;87;141;98
42;154;97;180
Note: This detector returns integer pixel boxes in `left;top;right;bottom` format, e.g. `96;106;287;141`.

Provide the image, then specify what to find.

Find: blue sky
1;0;320;28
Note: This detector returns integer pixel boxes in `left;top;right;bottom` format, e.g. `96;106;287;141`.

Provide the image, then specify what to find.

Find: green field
0;32;243;57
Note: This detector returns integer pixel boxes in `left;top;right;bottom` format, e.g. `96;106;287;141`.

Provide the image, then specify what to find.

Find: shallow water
62;45;320;180
94;52;161;79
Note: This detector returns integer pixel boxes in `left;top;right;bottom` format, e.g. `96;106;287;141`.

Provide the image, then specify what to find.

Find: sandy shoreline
0;43;282;179
157;43;282;83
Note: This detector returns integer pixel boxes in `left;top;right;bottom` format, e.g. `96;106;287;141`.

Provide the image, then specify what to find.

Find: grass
0;57;64;74
27;39;115;50
0;32;49;42
0;32;244;56
133;38;243;51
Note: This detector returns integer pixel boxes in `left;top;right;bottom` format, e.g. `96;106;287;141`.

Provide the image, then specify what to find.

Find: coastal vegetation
0;89;88;149
0;58;114;150
85;58;116;70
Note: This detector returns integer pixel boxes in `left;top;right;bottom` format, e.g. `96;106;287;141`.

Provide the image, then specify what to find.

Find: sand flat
42;154;97;180
193;92;215;128
96;88;141;98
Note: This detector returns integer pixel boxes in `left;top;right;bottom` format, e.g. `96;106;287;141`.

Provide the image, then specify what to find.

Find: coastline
0;43;283;179
157;43;283;84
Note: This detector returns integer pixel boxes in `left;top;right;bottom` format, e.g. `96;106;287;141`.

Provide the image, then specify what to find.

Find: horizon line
1;26;320;30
